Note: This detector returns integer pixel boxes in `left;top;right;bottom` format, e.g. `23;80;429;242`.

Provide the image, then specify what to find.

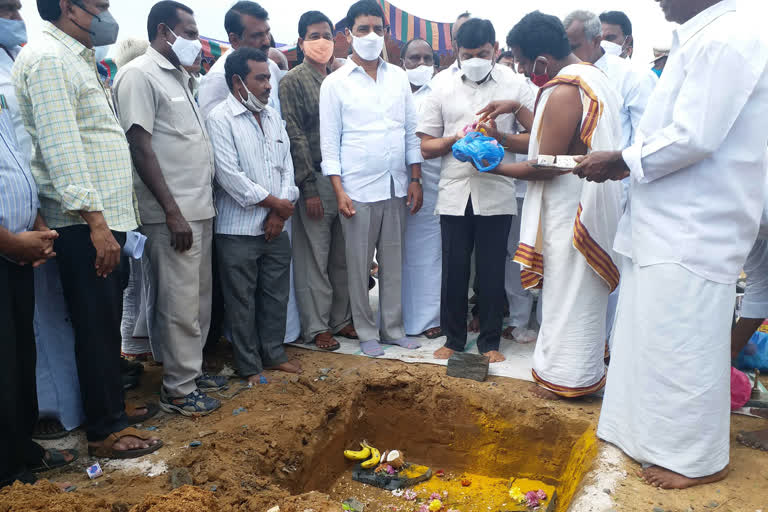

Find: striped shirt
12;22;138;232
0;108;38;234
206;95;299;236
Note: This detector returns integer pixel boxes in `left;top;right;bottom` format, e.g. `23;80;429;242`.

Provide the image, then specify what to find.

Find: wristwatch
410;177;423;185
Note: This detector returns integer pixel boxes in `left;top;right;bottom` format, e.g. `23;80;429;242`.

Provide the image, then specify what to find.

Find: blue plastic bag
736;330;768;371
452;132;505;172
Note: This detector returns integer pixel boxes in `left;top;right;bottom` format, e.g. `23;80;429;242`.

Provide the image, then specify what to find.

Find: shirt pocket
166;93;200;136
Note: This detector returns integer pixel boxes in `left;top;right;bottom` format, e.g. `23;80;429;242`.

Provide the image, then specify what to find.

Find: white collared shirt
416;64;535;216
594;52;657;149
617;0;768;284
0;45;31;164
319;58;423;203
206;95;299;236
412;81;440;192
198;48;282;119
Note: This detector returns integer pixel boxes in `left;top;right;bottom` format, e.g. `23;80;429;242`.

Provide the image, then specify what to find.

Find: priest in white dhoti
401;39;442;339
502;11;623;398
576;0;768;490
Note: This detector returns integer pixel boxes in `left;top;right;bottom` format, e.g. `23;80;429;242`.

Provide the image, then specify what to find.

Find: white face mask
460;57;494;82
167;27;202;67
352;32;385;61
236;75;267;112
600;40;623;56
407;65;434;87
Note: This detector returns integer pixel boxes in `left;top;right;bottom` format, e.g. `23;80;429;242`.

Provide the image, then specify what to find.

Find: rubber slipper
335;325;359;340
30;448;79;473
422;328;443;339
122;373;139;390
126;402;160;425
88;427;164;459
31;419;69;440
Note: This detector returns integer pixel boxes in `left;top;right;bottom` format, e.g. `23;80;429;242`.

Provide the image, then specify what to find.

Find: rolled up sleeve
415;85;444;139
22;55;103;213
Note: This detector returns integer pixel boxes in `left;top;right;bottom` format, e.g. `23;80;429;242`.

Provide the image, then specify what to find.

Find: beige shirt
113;47;215;224
417;64;535;216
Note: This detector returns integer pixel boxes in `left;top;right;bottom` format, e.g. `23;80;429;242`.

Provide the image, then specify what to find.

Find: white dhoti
402;158;441;335
515;64;623;397
598;259;732;478
530;174;612;394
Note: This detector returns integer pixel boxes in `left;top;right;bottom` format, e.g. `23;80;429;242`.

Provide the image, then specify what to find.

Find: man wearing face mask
600;11;633;60
0;0;31;161
417;18;535;364
207;48;300;384
198;1;282;119
502;11;623;398
320;0;424;357
280;11;357;352
13;0;163;457
114;0;225;416
400;38;442;341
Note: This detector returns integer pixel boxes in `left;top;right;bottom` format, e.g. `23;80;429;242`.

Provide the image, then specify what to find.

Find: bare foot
468;316;480;333
88;435;161;453
501;326;515;340
434;346;455;359
737;429;768;451
530;383;563;401
640;465;729;489
336;324;359;339
266;361;303;374
483;350;506;363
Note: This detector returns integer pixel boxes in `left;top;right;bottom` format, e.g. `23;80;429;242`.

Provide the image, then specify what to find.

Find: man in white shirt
207;48;300;384
320;0;423;357
0;0;31;161
576;0;768;490
198;1;281;118
565;10;656;152
599;11;633;59
417;18;535;364
400;38;441;340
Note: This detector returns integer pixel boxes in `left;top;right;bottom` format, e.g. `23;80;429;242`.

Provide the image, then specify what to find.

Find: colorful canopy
377;0;454;55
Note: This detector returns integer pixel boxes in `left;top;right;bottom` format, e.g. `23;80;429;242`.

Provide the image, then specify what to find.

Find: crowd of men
2;0;767;499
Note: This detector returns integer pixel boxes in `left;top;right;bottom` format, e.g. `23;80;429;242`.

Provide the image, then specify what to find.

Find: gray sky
20;0;678;63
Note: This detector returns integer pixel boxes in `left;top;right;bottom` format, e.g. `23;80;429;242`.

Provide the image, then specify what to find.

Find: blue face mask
0;18;28;49
652;67;663;78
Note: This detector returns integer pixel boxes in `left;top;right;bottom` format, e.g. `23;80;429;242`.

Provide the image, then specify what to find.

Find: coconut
386;450;405;470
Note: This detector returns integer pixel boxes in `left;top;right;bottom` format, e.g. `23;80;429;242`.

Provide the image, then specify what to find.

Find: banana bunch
343;440;381;469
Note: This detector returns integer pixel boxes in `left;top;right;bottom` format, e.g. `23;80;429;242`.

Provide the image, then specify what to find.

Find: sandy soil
1;345;767;512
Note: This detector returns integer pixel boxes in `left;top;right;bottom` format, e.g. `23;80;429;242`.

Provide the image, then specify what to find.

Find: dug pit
0;355;600;512
286;377;597;511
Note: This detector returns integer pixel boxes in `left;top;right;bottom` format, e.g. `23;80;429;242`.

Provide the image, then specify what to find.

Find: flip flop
32;419;69;440
314;332;341;352
126;402;160;425
30;448;79;473
88;427;163;459
335;325;359;340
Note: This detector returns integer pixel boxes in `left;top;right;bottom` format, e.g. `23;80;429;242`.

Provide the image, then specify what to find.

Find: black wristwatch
410;177;423;185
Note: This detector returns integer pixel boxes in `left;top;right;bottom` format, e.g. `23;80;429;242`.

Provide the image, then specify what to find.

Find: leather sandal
88;427;163;459
314;332;340;351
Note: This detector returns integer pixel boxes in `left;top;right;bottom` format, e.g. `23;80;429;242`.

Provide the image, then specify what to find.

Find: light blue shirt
206;95;299;237
0;108;38;234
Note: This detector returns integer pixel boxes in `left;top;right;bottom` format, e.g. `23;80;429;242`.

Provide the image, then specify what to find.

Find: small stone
342;498;365;512
144;426;158;431
169;468;193;489
319;368;332;375
189;440;202;448
318;375;329;381
266;507;280;512
232;407;247;416
603;488;612;495
706;502;719;509
446;352;489;382
209;485;217;492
